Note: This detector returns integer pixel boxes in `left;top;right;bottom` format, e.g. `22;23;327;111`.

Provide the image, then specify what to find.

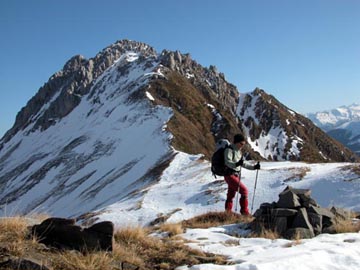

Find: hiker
224;134;260;215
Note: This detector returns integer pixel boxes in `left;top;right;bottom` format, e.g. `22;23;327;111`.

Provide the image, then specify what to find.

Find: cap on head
233;134;245;144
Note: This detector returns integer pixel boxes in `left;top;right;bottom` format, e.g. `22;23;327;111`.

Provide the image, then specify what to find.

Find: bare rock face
159;50;239;115
31;217;114;252
252;186;352;239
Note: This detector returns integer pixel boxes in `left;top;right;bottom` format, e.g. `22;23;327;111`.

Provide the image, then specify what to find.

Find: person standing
224;134;260;215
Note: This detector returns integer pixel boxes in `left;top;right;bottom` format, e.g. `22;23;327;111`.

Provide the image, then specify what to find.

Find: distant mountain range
306;104;360;155
0;39;358;219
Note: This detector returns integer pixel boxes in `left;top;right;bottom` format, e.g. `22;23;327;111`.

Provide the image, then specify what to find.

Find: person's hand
254;162;260;170
235;159;243;167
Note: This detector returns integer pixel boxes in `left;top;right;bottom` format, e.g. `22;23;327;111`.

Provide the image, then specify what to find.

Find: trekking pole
235;166;242;212
250;168;259;214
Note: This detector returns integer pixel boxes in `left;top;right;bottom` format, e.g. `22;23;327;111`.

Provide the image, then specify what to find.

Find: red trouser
224;174;249;215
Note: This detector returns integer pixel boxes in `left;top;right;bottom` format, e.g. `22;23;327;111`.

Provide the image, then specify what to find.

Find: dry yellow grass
113;225;228;269
159;222;184;237
284;167;311;182
182;211;252;229
112;242;144;267
53;251;113;270
250;227;280;240
0;218;228;270
0;216;31;256
0;216;28;242
341;164;360;177
333;219;360;234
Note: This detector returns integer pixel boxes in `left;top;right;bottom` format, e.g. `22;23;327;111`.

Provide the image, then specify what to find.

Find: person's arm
224;147;237;170
237;151;260;170
242;160;259;170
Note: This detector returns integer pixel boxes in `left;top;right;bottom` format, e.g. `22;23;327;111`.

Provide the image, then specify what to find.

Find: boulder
271;208;298;217
251;186;354;239
307;205;334;219
330;206;351;220
307;212;323;235
277;188;301;208
285;228;315;239
273;217;287;234
292;208;314;233
31;217;114;252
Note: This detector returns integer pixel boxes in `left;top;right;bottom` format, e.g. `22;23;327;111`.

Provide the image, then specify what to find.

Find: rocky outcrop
252;186;353;239
159;50;239;114
31;217;114;252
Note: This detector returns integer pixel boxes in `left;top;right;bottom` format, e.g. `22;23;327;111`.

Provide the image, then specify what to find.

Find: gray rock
307;205;335;219
277;189;301;208
322;225;337;234
290;187;311;197
292;208;314;233
285;228;315;239
299;196;318;208
273;217;288;234
253;208;263;218
271;208;298;217
330;206;351;220
307;212;323;235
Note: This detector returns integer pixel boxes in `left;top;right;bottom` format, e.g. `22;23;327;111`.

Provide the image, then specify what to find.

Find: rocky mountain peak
1;40;159;145
62;55;87;73
158;49;238;115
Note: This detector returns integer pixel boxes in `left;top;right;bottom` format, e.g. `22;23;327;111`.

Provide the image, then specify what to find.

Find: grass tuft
0;216;30;256
182;211;252;228
53;251;113;270
159;223;184;237
333;219;360;234
250;227;280;240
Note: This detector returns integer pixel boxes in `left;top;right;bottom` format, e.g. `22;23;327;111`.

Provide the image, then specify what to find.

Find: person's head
233;133;246;149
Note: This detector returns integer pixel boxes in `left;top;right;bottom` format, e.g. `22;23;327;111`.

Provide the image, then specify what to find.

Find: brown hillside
148;71;244;159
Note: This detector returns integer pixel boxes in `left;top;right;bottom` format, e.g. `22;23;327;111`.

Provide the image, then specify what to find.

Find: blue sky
1;0;359;137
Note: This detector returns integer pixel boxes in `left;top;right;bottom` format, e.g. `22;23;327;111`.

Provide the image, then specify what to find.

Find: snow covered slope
95;152;360;227
179;226;360;270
